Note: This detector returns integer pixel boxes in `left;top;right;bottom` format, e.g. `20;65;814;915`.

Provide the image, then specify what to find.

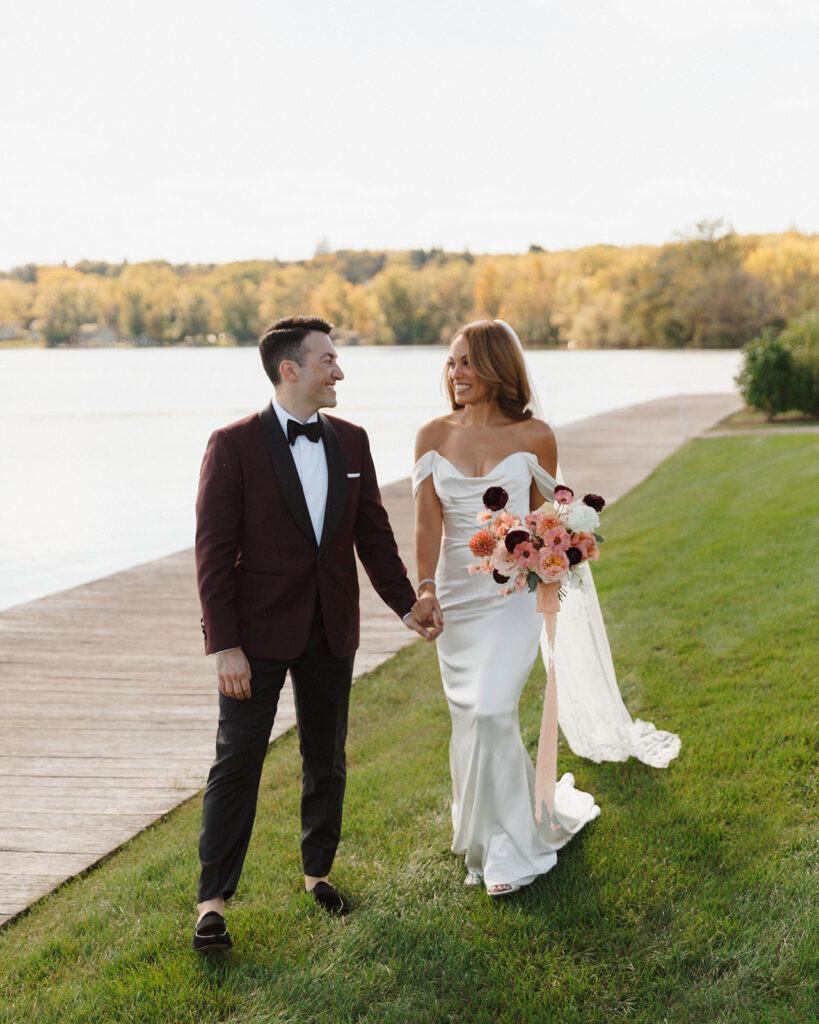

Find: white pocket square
347;472;360;478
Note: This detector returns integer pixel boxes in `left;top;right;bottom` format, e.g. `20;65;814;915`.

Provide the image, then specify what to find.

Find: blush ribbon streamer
534;580;561;825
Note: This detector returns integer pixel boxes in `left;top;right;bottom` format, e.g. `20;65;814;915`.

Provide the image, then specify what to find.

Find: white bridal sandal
487;883;521;897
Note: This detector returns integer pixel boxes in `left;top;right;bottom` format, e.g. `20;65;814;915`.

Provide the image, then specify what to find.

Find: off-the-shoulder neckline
416;449;554;482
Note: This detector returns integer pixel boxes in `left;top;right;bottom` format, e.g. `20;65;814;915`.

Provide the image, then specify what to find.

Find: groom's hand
411;593;444;637
404;610;441;642
215;648;252;700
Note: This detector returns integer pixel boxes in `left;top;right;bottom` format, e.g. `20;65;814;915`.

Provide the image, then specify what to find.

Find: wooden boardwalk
0;393;740;925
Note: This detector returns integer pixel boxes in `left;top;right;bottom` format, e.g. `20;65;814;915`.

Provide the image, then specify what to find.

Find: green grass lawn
1;433;816;1024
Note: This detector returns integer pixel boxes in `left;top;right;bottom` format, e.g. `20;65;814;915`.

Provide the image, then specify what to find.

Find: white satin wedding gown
412;449;601;889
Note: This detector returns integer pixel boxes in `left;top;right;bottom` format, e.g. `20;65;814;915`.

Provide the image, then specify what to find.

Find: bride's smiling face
448;335;490;405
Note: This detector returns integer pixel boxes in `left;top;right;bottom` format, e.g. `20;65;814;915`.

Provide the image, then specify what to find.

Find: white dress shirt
272;398;328;543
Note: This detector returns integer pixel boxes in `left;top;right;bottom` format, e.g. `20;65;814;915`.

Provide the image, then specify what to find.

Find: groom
193;315;437;952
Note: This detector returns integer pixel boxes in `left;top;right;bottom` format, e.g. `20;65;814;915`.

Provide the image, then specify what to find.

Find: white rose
491;545;518;577
567;501;599;532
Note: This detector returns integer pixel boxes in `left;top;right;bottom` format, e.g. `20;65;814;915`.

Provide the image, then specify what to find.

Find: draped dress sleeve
411;450;436;496
529;459;556;503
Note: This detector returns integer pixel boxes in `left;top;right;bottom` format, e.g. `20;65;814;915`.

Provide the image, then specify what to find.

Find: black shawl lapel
318;413;348;556
258;404;317;548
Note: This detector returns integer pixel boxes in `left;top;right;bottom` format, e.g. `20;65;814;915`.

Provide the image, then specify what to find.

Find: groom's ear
279;359;300;383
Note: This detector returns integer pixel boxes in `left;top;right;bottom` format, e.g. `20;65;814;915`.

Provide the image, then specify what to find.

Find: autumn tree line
2;223;818;350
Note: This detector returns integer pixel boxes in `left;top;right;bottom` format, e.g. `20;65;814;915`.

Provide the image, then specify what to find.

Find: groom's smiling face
295;331;344;413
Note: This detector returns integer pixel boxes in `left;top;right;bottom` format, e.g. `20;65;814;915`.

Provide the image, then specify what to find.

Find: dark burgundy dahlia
492;569;510;584
504;529;530;553
566;546;583;565
582;493;606;512
482;486;509;511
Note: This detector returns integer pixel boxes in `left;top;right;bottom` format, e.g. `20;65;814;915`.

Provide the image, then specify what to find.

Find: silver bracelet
418;577;436;588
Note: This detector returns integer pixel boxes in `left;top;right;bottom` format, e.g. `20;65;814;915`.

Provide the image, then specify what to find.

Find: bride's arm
414;475;442;583
527;418;558;508
413;424;445;634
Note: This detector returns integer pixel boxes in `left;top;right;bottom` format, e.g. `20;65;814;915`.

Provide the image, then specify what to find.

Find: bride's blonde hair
446;320;533;421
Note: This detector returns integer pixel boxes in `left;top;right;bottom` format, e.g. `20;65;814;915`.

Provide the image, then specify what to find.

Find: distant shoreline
0;338;746;353
3;228;813;350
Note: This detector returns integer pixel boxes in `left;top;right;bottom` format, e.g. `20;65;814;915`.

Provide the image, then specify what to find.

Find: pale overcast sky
2;0;817;268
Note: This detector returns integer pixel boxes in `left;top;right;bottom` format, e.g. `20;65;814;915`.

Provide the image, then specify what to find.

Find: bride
411;320;680;896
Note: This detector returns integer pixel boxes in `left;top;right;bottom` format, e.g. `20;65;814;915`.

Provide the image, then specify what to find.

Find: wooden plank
0;812;165;830
1;827;152;854
1;776;205;792
0;735;215;757
0;875;86;916
0;852;98;875
0;756;215;776
0;718;295;754
0;793;200;813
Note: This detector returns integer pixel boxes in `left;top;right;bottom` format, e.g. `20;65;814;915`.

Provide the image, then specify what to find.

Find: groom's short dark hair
259;316;334;385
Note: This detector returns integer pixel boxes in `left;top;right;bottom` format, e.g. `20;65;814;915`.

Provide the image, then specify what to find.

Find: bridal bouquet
467;485;606;597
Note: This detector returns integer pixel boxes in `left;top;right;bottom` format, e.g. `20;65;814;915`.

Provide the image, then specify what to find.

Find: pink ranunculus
476;508;493;524
541;527;571;552
534;548;570;583
554;486;574;505
467;563;480;575
512;540;539;568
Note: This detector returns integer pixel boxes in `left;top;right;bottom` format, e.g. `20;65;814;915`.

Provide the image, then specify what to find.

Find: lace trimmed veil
494;320;681;767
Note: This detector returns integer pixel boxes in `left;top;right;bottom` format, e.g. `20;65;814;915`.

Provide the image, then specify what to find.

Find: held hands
406;588;444;642
215;648;252;700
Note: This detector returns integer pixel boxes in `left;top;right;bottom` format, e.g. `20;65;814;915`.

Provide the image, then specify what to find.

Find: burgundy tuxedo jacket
195;405;416;660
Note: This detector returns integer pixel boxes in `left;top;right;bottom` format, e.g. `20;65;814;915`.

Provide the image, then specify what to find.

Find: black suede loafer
192;911;233;952
309;881;346;915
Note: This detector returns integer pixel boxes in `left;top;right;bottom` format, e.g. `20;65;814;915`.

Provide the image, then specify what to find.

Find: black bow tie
287;418;322;445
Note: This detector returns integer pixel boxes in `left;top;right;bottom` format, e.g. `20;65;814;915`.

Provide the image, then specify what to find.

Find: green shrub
779;309;819;416
735;329;794;419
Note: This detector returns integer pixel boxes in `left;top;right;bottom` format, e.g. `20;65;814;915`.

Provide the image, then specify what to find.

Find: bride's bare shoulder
520;416;557;472
415;415;455;459
519;415;555;442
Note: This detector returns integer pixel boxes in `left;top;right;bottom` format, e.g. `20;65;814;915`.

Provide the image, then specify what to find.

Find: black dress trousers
197;605;355;902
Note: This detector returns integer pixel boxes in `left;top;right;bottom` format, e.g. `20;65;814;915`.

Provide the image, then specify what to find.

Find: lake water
0;346;741;610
